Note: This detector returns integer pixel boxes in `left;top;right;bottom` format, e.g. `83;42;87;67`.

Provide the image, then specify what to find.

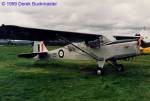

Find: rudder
33;41;48;53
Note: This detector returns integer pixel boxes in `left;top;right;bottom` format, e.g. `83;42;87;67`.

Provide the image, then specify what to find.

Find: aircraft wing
0;25;100;42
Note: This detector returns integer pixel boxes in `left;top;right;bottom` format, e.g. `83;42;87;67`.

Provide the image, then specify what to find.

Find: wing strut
57;35;104;61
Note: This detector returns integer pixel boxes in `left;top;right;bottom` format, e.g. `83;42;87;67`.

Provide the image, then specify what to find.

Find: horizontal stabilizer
18;52;48;58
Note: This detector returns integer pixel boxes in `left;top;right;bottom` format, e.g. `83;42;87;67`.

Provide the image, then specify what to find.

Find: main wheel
116;64;124;72
96;68;104;75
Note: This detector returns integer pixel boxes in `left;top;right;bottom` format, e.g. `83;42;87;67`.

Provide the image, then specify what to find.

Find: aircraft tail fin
18;41;48;59
33;41;48;53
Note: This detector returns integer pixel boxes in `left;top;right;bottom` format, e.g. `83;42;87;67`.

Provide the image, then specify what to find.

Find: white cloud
0;11;37;27
0;0;150;34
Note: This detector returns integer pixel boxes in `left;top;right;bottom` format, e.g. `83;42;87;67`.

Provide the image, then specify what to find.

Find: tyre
116;64;124;72
96;68;104;75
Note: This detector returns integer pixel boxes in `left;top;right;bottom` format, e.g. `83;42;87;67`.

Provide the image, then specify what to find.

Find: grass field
0;45;150;101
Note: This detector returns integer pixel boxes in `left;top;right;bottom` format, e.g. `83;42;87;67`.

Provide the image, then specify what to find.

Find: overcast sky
0;0;150;34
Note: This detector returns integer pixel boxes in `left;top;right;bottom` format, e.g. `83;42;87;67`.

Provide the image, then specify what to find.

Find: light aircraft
140;47;150;54
0;25;150;75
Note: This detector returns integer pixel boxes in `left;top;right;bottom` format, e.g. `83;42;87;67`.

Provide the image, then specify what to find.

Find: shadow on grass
15;59;150;77
15;60;123;76
15;60;98;75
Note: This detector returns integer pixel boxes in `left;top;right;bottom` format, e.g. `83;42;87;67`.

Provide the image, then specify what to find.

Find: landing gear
96;60;105;75
116;64;124;72
111;59;124;72
96;67;104;75
95;59;125;75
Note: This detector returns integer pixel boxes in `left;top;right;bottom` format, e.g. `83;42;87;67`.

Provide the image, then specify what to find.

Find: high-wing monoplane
0;25;150;75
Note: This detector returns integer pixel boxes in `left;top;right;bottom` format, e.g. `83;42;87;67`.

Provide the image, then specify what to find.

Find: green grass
0;45;150;101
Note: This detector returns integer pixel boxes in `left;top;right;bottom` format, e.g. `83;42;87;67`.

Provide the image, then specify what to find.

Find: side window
86;39;101;48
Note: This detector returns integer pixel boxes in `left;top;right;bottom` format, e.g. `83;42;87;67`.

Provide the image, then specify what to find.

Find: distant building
0;39;9;44
0;39;32;45
0;39;67;46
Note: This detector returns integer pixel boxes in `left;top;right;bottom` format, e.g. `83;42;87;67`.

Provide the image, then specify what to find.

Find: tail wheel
116;64;124;72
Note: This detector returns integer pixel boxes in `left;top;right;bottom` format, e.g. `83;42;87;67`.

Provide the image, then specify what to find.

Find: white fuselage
47;41;140;61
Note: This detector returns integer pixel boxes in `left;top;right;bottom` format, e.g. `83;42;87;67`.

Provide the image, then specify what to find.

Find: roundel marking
58;49;64;58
